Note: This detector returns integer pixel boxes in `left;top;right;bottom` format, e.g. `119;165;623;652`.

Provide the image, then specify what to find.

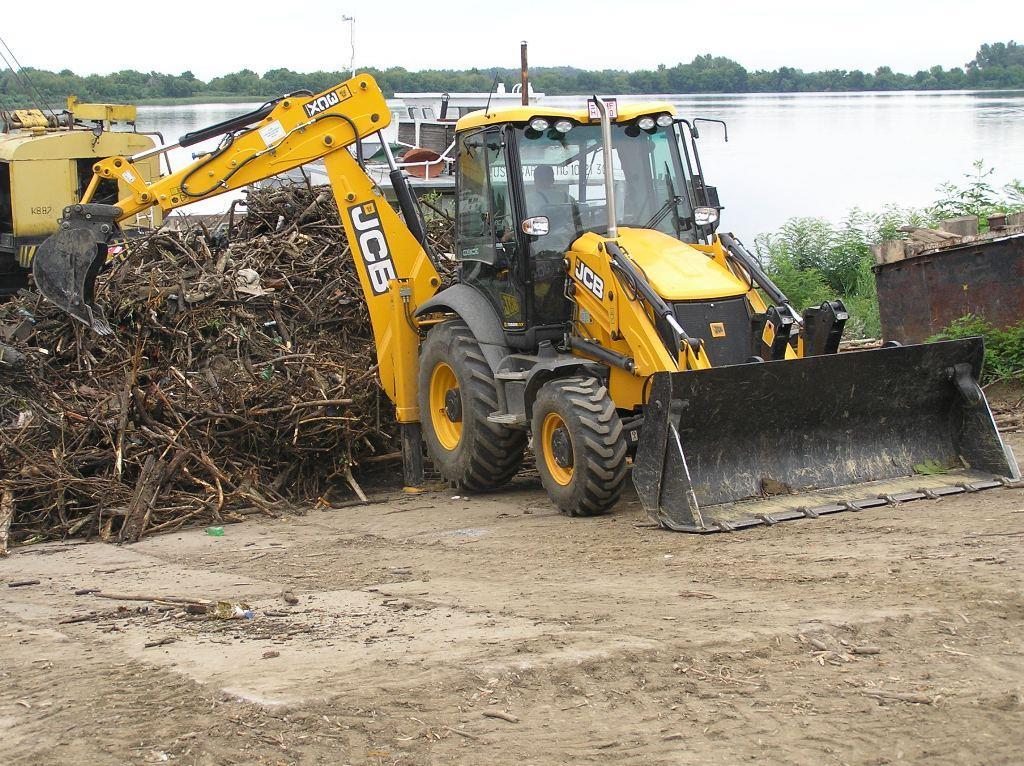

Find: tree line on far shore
1;41;1022;107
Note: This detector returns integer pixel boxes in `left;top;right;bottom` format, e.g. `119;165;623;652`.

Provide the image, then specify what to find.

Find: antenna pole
484;72;499;117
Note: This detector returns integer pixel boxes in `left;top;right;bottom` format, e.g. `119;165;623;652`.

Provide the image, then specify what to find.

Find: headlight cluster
637;113;674;131
529;117;574;133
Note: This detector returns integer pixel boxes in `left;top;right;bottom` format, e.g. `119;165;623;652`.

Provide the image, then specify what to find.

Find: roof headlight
554;119;573;133
529;118;550;132
656;114;673;127
637;116;656;131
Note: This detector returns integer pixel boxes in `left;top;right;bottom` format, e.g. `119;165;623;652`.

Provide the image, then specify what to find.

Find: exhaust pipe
591;96;618;239
520;41;529;107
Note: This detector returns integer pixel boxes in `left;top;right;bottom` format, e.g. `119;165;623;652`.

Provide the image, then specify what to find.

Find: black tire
418;319;526;491
531;376;628;516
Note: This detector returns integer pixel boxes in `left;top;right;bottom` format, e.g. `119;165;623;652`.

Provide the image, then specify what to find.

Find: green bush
928;160;1024;227
929;316;1024;384
754;163;1023;341
753;207;923;338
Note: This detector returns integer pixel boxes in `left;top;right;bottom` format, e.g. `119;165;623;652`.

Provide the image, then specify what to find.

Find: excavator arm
82;81;382;218
32;76;440;468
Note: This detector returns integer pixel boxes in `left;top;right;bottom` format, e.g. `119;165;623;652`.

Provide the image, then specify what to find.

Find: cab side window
456;129;524;327
456;131;493;260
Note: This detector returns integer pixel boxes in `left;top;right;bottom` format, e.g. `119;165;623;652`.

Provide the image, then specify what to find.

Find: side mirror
521;216;549;236
694;207;718;226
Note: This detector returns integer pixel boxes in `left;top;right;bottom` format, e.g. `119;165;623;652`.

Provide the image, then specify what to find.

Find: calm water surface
136;90;1024;240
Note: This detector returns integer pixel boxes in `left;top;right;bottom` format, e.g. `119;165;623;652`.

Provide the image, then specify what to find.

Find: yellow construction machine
30;75;1020;531
0;97;162;296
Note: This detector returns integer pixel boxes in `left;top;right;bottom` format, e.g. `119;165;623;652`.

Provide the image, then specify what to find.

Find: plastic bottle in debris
213;601;254;620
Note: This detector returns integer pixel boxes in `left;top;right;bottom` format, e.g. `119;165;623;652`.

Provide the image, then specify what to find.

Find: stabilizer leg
401;422;424;488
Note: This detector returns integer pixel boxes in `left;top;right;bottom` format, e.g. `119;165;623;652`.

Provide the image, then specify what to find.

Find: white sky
5;0;1020;80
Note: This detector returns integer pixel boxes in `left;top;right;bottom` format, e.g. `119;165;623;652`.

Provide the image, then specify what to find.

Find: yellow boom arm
75;75;440;425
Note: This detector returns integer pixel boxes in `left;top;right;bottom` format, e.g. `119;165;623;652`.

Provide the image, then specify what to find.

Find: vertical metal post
520;41;529;106
341;15;356;78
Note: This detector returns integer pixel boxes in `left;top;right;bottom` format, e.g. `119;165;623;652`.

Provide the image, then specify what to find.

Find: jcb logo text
573;258;604;299
349;202;397;294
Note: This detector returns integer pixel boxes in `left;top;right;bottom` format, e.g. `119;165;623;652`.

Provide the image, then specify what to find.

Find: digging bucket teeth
632;338;1020;532
31;203;122;335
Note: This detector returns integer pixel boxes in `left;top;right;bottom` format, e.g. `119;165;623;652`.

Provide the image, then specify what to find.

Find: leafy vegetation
929;316;1024;384
929;160;1024;226
2;41;1024;106
753;208;926;338
755;166;1024;339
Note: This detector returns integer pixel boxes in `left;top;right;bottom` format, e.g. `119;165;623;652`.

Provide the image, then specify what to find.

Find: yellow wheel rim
541;412;574;486
429;362;462;451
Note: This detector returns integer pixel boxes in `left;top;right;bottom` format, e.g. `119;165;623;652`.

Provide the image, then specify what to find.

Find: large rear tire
418;320;526;491
532;376;628;516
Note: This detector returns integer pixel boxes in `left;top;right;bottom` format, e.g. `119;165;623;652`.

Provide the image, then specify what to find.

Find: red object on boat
400;147;443;179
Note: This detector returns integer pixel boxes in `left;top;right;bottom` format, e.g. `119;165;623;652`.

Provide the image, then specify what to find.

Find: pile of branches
0;184;453;548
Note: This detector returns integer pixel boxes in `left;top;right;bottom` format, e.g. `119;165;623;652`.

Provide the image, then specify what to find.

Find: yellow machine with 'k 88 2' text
0;97;163;296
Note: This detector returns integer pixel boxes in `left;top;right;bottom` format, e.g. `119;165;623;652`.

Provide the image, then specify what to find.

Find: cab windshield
516;122;698;249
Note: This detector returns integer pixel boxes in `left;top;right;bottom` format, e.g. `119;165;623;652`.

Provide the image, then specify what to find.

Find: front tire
532;376;628;516
418;320;526;491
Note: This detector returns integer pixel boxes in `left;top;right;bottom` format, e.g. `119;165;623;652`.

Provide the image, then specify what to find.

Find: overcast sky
4;0;1019;79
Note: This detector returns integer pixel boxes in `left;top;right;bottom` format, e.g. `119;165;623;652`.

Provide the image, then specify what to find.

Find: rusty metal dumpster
874;232;1024;344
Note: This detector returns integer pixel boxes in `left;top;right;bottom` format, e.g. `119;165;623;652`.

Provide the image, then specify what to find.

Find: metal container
874;233;1024;344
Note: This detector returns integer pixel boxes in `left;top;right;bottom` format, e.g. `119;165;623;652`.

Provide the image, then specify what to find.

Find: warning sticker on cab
258;120;287;147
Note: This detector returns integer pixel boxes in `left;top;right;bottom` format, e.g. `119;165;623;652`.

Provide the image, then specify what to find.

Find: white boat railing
383;139;458;177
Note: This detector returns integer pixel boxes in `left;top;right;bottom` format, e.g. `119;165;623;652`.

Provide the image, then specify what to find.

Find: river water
136;90;1024;240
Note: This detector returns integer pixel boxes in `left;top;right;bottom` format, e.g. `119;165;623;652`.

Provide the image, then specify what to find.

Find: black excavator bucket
633;338;1020;532
31;203;121;336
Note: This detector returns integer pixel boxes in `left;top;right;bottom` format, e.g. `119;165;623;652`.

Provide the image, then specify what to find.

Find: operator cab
452;103;721;351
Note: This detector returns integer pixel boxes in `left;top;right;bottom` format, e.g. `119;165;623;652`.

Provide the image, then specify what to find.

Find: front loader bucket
632;338;1019;532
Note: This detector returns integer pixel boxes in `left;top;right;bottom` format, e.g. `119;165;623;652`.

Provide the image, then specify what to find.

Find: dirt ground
1;430;1022;766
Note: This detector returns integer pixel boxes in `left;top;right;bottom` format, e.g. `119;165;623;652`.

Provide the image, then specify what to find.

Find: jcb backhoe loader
30;76;1020;531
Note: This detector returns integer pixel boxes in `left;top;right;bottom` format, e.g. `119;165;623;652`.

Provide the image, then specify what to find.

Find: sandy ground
1;431;1022;766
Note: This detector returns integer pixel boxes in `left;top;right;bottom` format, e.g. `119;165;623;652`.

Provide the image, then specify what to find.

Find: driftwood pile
0;184;453;549
992;391;1023;434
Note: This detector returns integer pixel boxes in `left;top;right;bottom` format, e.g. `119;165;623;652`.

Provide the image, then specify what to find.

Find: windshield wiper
642;195;684;230
642;163;688;232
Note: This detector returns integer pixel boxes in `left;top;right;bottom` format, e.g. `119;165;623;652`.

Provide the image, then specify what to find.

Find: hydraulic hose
717;232;788;306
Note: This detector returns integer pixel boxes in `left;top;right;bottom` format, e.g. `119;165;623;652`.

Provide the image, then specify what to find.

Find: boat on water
389;83;544;154
274;83;545;197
